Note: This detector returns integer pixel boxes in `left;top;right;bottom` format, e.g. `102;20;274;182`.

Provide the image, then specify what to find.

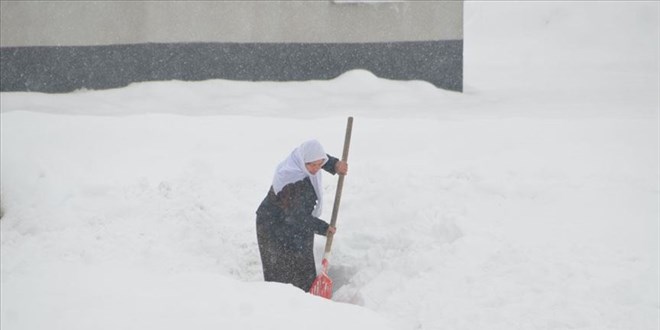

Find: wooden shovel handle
324;116;353;254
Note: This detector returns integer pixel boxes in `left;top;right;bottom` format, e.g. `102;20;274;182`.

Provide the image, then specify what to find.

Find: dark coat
256;156;338;291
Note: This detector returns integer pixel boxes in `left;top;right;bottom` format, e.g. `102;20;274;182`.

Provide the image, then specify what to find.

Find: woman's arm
278;180;330;236
323;155;348;175
323;155;338;174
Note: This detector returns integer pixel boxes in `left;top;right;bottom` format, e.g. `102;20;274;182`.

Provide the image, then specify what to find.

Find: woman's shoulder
287;177;312;189
278;177;313;195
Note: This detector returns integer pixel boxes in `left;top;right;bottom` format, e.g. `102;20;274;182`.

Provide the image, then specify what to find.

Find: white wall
0;1;463;47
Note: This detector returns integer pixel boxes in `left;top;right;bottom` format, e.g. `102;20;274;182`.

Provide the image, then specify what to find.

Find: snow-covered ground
1;2;658;330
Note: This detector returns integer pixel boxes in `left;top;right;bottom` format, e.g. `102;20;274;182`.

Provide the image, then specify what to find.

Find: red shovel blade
310;258;333;299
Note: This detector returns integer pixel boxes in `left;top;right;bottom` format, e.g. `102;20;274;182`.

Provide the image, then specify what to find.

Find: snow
1;2;659;330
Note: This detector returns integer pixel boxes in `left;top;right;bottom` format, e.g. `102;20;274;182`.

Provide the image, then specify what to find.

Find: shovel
310;116;353;299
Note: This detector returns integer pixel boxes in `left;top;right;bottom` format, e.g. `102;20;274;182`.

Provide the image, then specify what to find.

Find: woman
256;140;348;291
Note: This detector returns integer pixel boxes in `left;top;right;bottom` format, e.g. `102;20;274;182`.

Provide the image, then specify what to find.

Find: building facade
0;0;463;92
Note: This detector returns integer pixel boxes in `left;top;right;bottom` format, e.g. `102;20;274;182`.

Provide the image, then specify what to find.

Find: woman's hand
335;161;348;175
327;226;337;235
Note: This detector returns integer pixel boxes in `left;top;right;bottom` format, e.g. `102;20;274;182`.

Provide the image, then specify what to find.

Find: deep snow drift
1;2;659;330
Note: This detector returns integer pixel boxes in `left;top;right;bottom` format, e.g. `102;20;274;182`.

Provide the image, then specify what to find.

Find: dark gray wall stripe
0;41;462;93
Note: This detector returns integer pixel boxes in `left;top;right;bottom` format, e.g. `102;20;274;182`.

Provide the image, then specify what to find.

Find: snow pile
1;2;658;330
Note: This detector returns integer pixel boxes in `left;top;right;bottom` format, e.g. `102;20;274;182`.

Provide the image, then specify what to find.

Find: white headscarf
272;140;328;217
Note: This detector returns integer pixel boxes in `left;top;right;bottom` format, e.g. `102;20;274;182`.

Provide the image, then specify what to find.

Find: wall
0;0;463;92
